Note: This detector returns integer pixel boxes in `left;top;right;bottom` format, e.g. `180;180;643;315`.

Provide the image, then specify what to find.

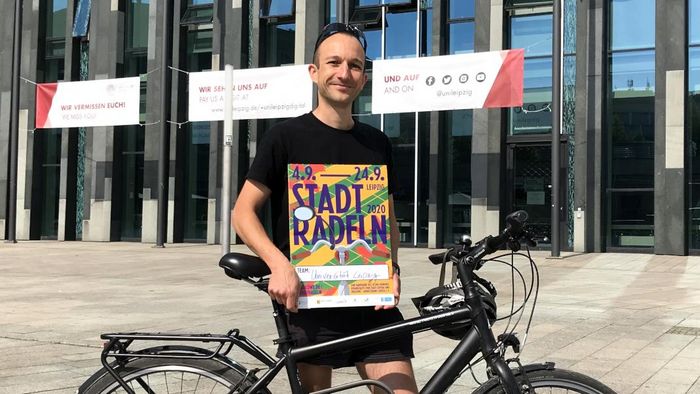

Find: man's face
309;33;368;108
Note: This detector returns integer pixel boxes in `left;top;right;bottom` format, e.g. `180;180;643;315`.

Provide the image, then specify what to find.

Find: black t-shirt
246;112;398;257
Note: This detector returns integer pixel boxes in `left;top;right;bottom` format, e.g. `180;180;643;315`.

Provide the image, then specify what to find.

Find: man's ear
308;63;319;84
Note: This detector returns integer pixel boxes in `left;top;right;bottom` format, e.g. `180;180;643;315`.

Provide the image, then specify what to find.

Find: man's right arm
232;179;300;312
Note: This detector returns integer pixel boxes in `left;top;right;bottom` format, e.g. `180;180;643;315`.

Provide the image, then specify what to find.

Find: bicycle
77;211;616;393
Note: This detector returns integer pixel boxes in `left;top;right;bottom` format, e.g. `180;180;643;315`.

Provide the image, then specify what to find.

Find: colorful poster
288;164;395;309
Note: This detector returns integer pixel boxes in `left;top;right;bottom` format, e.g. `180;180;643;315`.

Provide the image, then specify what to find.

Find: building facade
0;0;698;254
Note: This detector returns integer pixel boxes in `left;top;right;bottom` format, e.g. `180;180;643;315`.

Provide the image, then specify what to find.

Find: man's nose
337;62;351;79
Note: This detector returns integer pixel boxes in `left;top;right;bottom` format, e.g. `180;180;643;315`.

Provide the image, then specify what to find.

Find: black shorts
283;307;414;369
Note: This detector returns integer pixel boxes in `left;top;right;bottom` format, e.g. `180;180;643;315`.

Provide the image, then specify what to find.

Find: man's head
312;23;367;66
309;23;368;109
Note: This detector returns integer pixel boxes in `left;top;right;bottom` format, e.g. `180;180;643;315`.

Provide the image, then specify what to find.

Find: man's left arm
376;194;401;310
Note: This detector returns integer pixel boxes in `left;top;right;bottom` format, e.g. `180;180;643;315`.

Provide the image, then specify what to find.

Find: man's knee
298;363;333;391
357;359;418;394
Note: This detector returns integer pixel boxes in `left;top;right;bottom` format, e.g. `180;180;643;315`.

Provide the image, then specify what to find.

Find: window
445;0;474;244
508;13;553;135
72;0;91;37
606;0;655;248
261;0;295;18
688;0;700;248
349;0;431;245
46;0;68;39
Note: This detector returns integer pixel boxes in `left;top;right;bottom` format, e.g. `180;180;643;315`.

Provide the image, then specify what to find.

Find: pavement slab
1;242;699;393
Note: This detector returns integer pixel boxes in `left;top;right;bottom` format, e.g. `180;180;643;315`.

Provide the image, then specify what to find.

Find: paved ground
0;241;699;393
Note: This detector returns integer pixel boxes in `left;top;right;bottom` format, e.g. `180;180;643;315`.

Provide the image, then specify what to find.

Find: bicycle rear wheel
79;357;269;394
473;368;616;394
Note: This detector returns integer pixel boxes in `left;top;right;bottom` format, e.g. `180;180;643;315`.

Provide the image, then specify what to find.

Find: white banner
188;65;313;121
35;77;140;129
371;49;524;114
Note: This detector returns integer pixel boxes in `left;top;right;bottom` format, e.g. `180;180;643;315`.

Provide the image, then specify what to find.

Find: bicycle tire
472;368;617;394
78;357;270;394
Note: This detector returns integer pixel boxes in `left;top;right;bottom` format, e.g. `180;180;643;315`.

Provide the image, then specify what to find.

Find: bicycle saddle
219;253;271;280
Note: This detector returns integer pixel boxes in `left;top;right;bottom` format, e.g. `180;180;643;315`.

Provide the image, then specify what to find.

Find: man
232;23;418;394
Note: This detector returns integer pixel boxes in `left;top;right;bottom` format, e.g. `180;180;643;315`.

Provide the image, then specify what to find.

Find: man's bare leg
298;363;333;392
356;359;418;394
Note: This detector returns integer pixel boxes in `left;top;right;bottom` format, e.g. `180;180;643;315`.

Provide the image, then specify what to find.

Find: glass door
507;143;567;245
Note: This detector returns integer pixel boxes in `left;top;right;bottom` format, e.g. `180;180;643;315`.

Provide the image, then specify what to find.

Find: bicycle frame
98;263;520;394
244;260;519;394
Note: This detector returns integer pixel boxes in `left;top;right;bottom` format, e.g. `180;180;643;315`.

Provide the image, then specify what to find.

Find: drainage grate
666;326;700;336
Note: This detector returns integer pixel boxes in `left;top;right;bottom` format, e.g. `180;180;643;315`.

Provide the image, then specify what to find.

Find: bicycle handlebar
446;210;533;266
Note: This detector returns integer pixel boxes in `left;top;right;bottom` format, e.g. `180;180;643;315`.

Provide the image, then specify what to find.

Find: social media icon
426;76;436;86
476;72;486;82
442;75;452;85
459;74;469;83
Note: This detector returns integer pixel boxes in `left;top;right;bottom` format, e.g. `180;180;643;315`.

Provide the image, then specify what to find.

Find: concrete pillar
142;0;179;243
653;0;687;255
573;0;606;252
427;0;446;248
470;0;504;241
209;0;249;246
296;0;324;65
81;2;124;241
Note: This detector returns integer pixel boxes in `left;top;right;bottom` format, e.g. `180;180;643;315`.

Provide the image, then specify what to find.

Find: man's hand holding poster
288;164;396;309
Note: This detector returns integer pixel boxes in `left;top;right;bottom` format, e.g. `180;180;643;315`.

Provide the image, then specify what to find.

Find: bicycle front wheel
79;357;268;394
473;368;616;394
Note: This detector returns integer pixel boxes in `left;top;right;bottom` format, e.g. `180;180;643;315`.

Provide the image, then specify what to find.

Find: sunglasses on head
313;23;368;53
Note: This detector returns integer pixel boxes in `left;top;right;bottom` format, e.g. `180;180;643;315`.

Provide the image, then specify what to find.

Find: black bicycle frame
244;264;518;394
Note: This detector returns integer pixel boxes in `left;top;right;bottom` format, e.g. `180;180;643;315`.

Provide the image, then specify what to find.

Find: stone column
573;0;606;252
653;0;687;255
470;0;504;241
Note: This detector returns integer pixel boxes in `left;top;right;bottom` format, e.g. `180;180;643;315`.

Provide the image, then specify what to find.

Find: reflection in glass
116;127;144;240
33;130;62;239
610;0;655;50
692;0;700;45
511;145;553;243
261;0;294;17
688;47;700;247
46;0;68;39
609;191;654;247
182;123;210;241
386;11;417;59
607;47;655;247
563;0;577;54
264;23;295;66
510;14;552;57
449;23;474;54
445;110;473;244
385;113;416;243
127;0;149;49
450;0;474;19
509;57;553;135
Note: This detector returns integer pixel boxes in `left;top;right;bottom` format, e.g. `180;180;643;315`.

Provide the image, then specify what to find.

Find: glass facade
508;13;553;135
31;0;67;239
689;0;700;248
177;25;213;242
113;0;149;241
606;0;655;248
2;0;694;253
444;0;475;244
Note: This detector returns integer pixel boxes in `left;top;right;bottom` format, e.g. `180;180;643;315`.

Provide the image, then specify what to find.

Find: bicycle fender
78;345;254;393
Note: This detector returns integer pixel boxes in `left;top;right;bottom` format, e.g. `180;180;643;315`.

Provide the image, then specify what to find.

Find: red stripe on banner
483;49;524;109
35;83;59;129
